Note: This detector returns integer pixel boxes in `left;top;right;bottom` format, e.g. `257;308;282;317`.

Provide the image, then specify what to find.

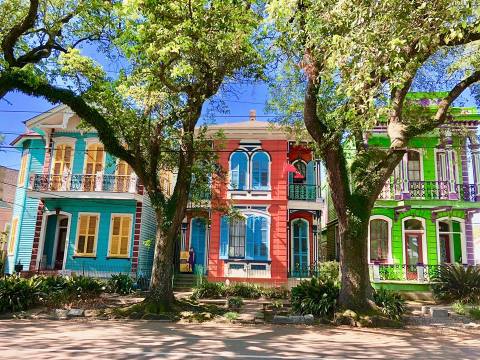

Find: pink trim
29;201;45;270
130;201;142;273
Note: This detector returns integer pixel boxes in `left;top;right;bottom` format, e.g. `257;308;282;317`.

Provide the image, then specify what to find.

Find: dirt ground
1;319;479;359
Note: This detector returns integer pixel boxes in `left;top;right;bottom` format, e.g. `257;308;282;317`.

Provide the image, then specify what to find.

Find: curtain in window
369;219;389;263
252;152;269;190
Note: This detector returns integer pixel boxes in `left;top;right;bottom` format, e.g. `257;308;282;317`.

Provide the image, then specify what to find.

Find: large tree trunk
144;210;176;310
337;210;374;310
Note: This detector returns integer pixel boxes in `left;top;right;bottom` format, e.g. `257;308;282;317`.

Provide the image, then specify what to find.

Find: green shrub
373;288;406;320
452;301;467;315
192;281;226;299
227;296;244;309
107;274;135;295
290;277;339;317
67;276;104;299
226;282;263;299
0;275;43;313
316;261;340;283
469;307;480;320
432;264;480;303
263;286;289;299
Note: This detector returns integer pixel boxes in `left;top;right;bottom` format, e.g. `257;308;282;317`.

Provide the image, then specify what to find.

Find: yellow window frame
18;151;28;186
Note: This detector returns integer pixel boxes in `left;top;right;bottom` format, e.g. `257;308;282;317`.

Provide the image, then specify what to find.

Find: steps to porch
173;273;197;291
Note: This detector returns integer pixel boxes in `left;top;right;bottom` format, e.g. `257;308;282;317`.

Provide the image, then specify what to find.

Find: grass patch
223;311;239;321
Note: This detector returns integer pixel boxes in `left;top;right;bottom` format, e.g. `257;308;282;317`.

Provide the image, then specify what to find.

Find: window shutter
252;152;269;190
246;216;254;259
306;161;316;200
260;216;269;260
219;216;229;259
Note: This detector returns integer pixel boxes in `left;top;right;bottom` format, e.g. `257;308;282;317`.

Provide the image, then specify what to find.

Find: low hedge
192;280;290;300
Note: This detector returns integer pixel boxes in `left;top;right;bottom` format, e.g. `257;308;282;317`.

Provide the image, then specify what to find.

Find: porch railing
378;180;479;202
288;184;317;201
29;173;142;194
369;263;449;282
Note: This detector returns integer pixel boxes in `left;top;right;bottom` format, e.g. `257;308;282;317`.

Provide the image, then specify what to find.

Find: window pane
369;219;388;262
120;236;128;254
77;235;86;253
252;152;269;189
230;152;248;190
439;221;449;232
229;219;245;258
404;219;423;230
86;236;94;253
112;217;121;236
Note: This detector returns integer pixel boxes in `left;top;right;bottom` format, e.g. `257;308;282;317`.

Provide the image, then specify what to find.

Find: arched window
230;151;248;190
369;218;389;263
407;150;421;181
251;151;270;190
438;219;463;264
404;218;423;231
292;160;306;184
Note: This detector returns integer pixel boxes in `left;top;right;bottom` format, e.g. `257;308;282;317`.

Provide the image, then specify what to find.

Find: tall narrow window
230;151;248;190
292;160;306;184
83;143;104;191
18;151;28;187
407;150;421;181
115;160;132;192
252;152;270;190
229;219;246;258
76;214;99;256
7;218;18;255
438;219;463;264
109;215;132;257
51;144;73;191
369;218;389;263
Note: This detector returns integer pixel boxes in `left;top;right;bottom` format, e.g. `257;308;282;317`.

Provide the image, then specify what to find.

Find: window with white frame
438;219;463;264
369;217;390;263
407;150;421;181
220;212;270;261
229;150;270;191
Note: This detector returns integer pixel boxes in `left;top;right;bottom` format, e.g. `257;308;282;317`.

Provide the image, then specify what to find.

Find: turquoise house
5;105;156;279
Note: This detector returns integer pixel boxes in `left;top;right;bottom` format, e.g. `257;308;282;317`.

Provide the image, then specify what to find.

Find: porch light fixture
55;207;61;216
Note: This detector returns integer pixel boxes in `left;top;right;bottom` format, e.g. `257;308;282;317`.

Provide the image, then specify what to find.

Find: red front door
405;232;423;280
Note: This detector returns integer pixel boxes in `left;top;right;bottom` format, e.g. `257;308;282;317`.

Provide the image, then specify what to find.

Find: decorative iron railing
378;180;479;202
30;174;142;194
288;184;317;201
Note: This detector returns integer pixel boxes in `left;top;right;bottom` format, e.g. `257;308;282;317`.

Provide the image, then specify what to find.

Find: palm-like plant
432;264;480;303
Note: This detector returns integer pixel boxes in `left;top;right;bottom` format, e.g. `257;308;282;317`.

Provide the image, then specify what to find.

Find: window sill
106;256;131;260
73;255;96;259
224;259;271;263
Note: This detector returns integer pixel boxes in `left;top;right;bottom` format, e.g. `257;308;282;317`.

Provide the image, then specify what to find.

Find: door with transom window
291;219;309;277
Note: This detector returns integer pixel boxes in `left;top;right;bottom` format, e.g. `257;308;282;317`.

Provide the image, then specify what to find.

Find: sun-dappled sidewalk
1;320;479;359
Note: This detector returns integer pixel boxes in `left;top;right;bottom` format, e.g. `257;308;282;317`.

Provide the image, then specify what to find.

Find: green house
324;93;480;291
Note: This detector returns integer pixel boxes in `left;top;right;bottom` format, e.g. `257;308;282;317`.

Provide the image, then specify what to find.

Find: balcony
28;173;143;200
378;180;479;202
288;184;318;201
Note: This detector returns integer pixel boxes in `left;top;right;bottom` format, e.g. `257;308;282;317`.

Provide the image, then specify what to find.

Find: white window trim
50;138;76;177
435;217;466;265
227;209;271;261
189;217;208;267
107;213;134;258
368;215;392;264
229;150;249;190
74;212;100;257
50;214;71;269
290;218;310;272
406;149;424;182
250;151;271;190
401;216;428;265
83;141;105;175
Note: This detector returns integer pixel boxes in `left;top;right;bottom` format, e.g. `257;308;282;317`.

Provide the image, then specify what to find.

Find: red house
181;111;324;285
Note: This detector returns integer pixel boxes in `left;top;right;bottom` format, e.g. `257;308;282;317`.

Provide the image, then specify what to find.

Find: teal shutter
219;216;229;259
306;161;316;200
256;216;268;260
246;216;254;259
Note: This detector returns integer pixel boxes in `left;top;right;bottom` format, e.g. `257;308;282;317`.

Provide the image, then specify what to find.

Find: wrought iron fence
30;174;142;194
288;184;317;201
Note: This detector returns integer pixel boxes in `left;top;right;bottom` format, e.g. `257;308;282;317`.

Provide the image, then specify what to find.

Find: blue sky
0;82;271;170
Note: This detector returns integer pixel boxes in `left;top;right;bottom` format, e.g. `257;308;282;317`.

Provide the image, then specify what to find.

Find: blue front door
292;219;309;277
190;218;206;274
